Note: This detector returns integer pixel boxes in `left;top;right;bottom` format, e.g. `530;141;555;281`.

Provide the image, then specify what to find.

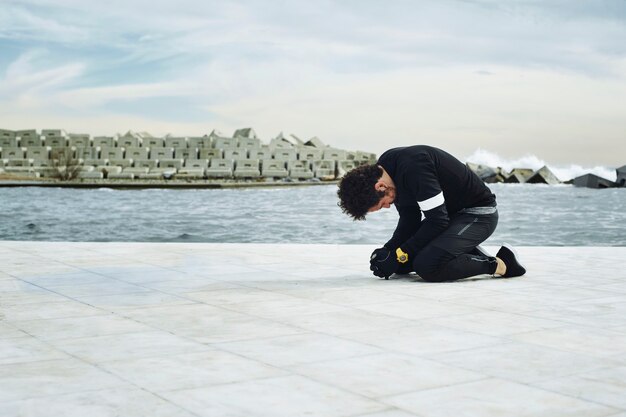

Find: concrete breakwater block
466;163;507;183
571;165;626;189
526;166;560;185
572;173;615;189
617;165;626;187
469;162;626;188
0;127;379;184
504;168;534;184
466;163;564;185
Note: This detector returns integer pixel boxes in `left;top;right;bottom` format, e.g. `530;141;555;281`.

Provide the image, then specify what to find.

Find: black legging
398;210;499;282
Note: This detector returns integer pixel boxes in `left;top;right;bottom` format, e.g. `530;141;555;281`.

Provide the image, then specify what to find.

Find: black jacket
378;145;496;256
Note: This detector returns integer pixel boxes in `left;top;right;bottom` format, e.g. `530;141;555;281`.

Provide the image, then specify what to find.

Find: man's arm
398;154;450;257
384;205;422;251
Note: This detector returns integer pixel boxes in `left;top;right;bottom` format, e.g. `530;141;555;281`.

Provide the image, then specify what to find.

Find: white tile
101;350;287;393
48;331;210;363
355;298;485;321
143;277;243;293
122;303;304;343
0;336;69;365
287;266;370;279
535;366;626;409
0;322;25;339
1;242;626;417
427;310;565;336
13;314;153;341
240;276;367;291
378;280;504;301
351;411;419;417
74;291;193;310
511;325;626;358
222;297;349;319
177;315;305;344
104;269;195;284
453;291;564;313
274;308;415;336
43;278;151;298
0;287;67;306
0;388;197;417
277;287;417;307
2;300;107;321
520;308;626;329
0;278;36;292
3;263;85;278
592;282;626;294
20;271;109;288
0;358;124;402
291;352;485;398
216;333;382;367
434;342;620;383
383;378;617;417
185;287;301;305
342;323;502;356
163;375;388;417
504;284;619;303
175;262;265;277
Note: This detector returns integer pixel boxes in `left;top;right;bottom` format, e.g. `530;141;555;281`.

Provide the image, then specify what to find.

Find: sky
1;0;625;167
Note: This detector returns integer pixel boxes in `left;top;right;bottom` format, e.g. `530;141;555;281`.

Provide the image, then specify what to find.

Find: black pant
399;210;499;282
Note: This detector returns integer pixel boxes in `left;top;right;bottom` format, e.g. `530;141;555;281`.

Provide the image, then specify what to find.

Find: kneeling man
337;145;526;281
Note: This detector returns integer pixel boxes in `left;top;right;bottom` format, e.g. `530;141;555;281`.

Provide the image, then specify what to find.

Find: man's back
377;145;495;214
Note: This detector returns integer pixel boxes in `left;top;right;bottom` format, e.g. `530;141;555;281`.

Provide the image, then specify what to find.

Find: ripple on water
0;184;624;246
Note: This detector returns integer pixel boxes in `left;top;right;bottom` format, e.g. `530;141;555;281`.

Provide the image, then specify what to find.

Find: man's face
368;187;396;213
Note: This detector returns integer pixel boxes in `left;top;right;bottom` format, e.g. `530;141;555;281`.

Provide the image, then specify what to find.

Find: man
337;145;526;281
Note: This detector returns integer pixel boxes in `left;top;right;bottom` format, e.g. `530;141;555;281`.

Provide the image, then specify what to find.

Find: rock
526;166;560;185
504;168;534;183
490;167;509;183
466;162;500;182
572;173;615;189
233;128;257;139
304;136;325;148
616;165;626;188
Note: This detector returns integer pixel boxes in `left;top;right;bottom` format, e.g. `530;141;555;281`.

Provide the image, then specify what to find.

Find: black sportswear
378;145;496;257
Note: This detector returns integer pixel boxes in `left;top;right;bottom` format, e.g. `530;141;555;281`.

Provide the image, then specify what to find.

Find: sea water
0;184;624;246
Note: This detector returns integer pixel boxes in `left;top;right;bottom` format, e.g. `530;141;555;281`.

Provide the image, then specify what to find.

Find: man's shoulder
379;145;452;178
396;146;438;168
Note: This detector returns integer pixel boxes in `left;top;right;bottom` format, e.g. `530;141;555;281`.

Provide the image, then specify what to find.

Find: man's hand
370;247;388;262
369;247;399;279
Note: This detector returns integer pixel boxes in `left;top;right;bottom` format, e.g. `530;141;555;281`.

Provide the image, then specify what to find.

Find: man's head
337;164;396;220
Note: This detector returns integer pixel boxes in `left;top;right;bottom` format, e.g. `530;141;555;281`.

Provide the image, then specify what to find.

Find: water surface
1;184;624;246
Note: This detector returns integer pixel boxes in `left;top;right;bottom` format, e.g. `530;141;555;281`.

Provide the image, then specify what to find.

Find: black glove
370;247;388;262
369;247;399;279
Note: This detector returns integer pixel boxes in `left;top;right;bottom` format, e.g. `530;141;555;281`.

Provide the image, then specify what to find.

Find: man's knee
413;246;453;282
415;267;447;282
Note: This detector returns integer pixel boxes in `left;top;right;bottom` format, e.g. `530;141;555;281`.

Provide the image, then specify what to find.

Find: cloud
0;4;87;43
205;65;626;165
1;0;625;165
0;49;85;107
3;0;625;73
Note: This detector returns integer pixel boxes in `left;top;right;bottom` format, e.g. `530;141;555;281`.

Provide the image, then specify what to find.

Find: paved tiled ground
1;241;625;417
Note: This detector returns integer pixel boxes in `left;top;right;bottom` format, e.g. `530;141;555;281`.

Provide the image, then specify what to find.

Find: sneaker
496;244;526;278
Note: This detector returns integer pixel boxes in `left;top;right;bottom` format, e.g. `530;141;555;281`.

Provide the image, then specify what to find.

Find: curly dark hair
337;164;384;220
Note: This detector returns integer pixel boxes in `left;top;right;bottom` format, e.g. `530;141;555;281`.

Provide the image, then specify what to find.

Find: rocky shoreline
0;174;338;189
467;162;626;189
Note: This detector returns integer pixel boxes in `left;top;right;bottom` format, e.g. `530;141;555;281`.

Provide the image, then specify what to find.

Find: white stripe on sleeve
418;191;445;211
